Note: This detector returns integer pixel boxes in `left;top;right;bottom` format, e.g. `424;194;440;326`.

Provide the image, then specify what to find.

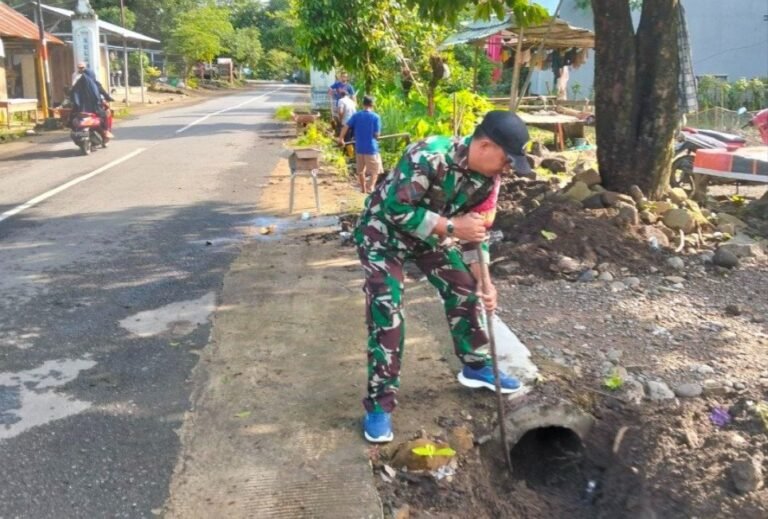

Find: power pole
119;0;129;105
35;0;51;118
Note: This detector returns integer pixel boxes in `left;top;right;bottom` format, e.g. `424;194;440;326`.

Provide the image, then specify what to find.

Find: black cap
478;110;532;176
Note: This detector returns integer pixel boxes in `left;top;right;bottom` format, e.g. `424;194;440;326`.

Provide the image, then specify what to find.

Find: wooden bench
517;112;585;151
0;99;39;128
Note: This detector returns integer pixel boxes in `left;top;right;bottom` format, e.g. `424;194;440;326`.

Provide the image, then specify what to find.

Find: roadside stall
0;2;64;127
441;16;595;150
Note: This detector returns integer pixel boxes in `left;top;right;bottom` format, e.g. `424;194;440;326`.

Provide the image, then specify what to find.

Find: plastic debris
488;230;504;244
301;212;311;220
339;231;352;244
380;464;396;483
431;464;456;481
582;479;597;504
709;407;732;427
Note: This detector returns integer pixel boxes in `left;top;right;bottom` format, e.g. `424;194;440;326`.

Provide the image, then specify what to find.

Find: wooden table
518;111;585;151
0;99;39;128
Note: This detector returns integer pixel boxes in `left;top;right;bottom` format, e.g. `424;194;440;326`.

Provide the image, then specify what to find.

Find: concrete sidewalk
163;157;381;518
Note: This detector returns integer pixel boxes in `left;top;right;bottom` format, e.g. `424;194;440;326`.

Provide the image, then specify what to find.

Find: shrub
274;106;294;121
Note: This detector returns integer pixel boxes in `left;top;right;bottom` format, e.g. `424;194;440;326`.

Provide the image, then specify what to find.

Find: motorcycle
69;103;112;156
670;127;746;188
669;107;766;189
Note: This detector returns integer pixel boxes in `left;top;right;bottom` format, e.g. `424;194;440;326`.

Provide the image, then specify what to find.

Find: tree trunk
427;55;443;117
591;0;680;199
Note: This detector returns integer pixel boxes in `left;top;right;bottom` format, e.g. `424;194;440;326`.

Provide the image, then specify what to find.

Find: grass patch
0;128;29;143
274;105;294;121
112;107;131;119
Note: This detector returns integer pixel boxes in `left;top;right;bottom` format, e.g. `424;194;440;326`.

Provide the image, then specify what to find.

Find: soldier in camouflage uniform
356;111;533;442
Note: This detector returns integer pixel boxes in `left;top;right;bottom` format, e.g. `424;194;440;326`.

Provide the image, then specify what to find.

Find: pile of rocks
559;162;766;269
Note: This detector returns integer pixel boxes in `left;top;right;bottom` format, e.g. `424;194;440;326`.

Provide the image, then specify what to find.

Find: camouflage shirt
355;135;495;255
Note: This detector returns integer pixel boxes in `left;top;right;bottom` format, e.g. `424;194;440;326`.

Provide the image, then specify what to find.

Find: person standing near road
337;89;357;131
339;96;382;194
328;72;355;127
354;110;533;443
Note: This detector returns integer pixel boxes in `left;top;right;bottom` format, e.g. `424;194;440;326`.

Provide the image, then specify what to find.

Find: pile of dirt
491;179;661;280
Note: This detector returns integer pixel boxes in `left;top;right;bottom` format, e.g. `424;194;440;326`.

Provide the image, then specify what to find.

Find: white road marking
0;147;146;224
175;86;286;134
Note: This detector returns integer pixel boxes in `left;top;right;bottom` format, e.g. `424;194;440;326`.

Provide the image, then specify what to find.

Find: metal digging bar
476;242;513;472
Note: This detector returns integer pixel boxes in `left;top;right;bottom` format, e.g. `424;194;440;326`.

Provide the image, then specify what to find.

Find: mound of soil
491;179;661;279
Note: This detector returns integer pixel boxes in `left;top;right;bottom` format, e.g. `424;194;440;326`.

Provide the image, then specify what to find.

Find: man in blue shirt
328;72;356;103
339;96;382;194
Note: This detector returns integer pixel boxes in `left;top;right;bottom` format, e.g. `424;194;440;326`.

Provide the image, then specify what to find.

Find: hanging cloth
572;48;588;69
486;34;503;62
551;50;563;80
677;3;698;115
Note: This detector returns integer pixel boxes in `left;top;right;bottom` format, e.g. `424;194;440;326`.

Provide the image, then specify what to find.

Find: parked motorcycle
669;107;768;188
69;104;112;156
670;127;746;188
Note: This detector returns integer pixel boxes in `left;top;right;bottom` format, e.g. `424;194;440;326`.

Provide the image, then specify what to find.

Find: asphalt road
0;82;306;518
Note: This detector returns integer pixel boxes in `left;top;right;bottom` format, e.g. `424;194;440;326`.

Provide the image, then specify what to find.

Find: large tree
590;0;678;198
409;0;681;199
169;6;234;74
88;0;198;41
293;0;389;91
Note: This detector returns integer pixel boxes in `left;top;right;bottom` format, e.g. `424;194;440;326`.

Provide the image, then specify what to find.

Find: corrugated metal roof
440;16;594;50
0;2;63;43
37;3;160;44
439;16;512;49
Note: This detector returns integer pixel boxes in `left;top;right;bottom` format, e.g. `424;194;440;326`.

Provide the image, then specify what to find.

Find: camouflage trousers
357;245;489;413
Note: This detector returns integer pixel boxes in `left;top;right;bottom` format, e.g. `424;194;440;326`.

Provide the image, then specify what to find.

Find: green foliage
293;123;333;147
274;106;295;121
225;27;264;68
127;52;159;85
376;88;493;138
257;49;300;80
405;0;547;25
185;76;200;89
540;230;557;241
323;148;350;177
96;6;136;29
452;44;495;91
91;0;198;41
730;194;747;207
169;6;234;67
294;0;387;85
231;0;297;51
697;76;767;112
603;370;624;391
289;121;349;177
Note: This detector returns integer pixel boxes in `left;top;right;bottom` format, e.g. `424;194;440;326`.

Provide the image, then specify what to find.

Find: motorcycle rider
70;68;115;139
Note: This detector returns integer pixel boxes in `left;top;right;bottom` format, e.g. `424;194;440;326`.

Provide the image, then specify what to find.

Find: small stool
288;148;321;213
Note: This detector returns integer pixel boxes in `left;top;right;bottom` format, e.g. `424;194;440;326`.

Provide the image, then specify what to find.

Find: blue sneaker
363;411;394;443
458;365;522;394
